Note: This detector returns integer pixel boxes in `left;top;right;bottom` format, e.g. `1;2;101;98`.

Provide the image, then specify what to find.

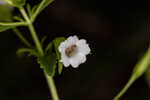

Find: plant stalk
19;7;59;100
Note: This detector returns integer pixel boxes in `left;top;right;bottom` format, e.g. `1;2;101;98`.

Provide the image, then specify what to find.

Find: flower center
65;44;78;57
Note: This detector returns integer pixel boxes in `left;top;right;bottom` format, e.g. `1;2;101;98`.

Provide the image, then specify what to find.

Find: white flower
58;35;91;68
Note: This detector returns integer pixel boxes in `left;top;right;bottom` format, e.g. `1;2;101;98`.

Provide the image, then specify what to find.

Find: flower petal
69;53;86;68
60;55;70;67
76;39;91;55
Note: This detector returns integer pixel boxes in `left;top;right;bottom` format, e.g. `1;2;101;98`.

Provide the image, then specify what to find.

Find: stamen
65;44;78;57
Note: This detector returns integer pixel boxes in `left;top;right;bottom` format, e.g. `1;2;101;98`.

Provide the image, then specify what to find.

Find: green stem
19;7;59;100
13;28;32;48
31;0;47;22
0;22;27;26
44;72;59;100
113;75;136;100
19;7;44;56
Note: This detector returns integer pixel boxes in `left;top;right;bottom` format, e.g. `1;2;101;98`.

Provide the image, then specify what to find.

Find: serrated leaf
53;37;65;74
0;25;13;32
17;48;39;57
145;68;150;87
37;53;56;76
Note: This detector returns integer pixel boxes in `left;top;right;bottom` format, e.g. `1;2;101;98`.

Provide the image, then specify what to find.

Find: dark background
0;0;150;100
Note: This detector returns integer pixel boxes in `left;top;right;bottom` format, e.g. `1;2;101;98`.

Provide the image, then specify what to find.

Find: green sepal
53;37;65;74
37;53;57;77
5;0;26;7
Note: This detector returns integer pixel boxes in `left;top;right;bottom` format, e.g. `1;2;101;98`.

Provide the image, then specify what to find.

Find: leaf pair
17;37;65;77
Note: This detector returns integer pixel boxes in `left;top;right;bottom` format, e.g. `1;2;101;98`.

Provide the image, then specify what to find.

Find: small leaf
53;37;65;74
13;16;24;22
37;53;56;76
32;0;54;21
0;25;13;32
31;4;38;14
145;68;150;87
26;4;32;17
45;41;53;54
41;36;47;47
17;48;39;57
40;0;55;12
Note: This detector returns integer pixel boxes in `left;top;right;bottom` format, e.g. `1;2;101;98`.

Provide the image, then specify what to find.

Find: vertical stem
44;72;59;100
19;7;44;56
19;7;59;100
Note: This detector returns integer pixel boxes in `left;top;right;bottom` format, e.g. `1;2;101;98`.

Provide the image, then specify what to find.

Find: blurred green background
0;0;150;100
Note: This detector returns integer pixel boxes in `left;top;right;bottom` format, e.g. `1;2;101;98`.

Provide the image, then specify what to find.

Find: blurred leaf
37;53;56;76
53;37;65;74
0;25;12;32
133;46;150;78
17;48;39;57
0;5;12;22
40;0;55;13
5;0;26;7
113;46;150;100
26;4;32;17
145;68;150;87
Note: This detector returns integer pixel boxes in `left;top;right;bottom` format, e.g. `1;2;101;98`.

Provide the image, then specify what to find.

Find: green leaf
40;0;55;12
45;41;53;54
37;53;56;76
145;68;150;87
0;25;12;32
53;37;65;74
133;46;150;78
13;16;24;22
31;4;38;14
5;0;26;7
0;5;12;22
16;48;39;57
113;46;150;100
31;0;55;22
41;36;47;47
26;4;32;17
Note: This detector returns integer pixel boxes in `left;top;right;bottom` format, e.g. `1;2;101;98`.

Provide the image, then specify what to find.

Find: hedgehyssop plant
0;0;150;100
